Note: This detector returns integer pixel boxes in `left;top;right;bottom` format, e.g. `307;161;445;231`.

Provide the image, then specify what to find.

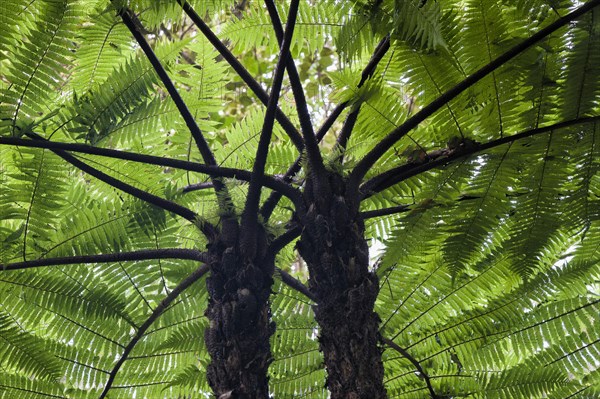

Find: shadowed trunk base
297;174;386;399
204;220;274;398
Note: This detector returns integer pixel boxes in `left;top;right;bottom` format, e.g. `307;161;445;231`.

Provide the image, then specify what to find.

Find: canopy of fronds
0;0;599;398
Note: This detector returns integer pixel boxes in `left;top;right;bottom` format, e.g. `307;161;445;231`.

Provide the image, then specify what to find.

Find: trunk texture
204;219;274;398
297;174;386;399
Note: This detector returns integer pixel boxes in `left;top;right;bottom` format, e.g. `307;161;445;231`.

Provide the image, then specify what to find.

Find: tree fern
1;0;600;398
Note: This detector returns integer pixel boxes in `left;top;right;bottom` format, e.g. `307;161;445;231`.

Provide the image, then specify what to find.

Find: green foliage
0;0;599;398
0;1;83;136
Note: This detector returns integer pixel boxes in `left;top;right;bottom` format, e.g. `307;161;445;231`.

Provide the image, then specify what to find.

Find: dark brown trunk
204;219;274;398
297;174;386;399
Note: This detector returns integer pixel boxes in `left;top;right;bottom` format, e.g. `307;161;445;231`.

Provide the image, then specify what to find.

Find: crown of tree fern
1;0;599;398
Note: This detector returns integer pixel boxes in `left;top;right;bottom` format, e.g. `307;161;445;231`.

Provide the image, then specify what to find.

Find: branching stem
278;268;317;302
349;0;600;192
319;35;391;138
1;249;207;271
178;0;304;150
22;134;201;225
259;36;391;221
335;105;360;160
240;0;300;258
0;136;302;208
268;225;302;256
117;9;229;203
264;0;325;179
362;116;600;197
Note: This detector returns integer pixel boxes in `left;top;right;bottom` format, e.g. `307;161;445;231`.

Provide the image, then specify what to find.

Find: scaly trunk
297;174;386;399
204;219;274;398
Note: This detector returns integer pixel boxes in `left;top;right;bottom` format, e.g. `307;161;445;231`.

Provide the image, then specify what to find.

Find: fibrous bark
204;218;274;398
297;173;386;399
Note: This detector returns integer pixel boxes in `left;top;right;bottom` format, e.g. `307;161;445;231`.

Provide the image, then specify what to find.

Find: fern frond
68;40;186;144
270;279;326;398
0;311;63;381
1;148;69;261
559;7;600;119
0;1;82;135
70;5;133;93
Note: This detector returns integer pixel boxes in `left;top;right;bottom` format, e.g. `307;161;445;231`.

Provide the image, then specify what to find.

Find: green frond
0;311;63;381
561;123;600;230
1;147;69;262
105;273;209;397
40;184;130;258
0;1;28;53
334;0;446;62
390;0;447;50
0;374;72;399
442;148;518;272
215;107;296;181
270;279;326;399
475;366;569;399
502;133;578;276
67;40;187;144
222;1;342;58
1;1;600;397
70;5;133;93
0;0;83;136
559;7;600;119
166;364;209;393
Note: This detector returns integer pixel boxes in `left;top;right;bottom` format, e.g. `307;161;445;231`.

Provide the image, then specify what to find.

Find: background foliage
1;0;599;398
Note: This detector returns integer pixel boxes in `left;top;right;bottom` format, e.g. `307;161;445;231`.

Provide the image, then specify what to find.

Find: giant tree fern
1;0;599;398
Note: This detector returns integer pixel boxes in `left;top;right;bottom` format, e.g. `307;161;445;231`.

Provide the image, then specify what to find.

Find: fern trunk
204;219;274;398
297;174;386;399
